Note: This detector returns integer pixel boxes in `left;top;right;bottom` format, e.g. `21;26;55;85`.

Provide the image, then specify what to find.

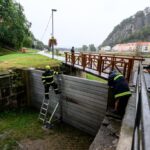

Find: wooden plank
24;70;31;106
30;86;44;93
30;74;42;80
31;92;106;119
30;77;41;83
31;93;58;102
28;71;108;135
62;87;107;103
30;75;60;85
63;110;101;131
31;90;43;95
27;80;107;111
29;69;43;74
63;117;97;135
62;104;104;128
29;80;43;87
62;94;106;113
62;83;108;98
62;95;106;115
63;79;108;93
62;101;105;121
28;71;107;97
62;75;107;88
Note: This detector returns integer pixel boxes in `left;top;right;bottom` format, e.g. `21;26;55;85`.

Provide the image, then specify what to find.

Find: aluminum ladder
45;94;61;128
38;97;50;123
39;75;62;127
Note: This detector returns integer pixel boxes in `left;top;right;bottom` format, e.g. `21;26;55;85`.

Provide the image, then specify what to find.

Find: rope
40;14;52;41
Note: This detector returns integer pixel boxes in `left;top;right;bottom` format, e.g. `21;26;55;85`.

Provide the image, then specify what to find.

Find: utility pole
51;9;57;59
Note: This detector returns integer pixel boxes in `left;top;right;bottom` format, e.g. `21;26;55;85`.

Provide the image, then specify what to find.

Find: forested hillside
101;7;150;47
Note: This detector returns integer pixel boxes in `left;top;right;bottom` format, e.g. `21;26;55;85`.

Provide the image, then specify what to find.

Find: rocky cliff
102;7;150;46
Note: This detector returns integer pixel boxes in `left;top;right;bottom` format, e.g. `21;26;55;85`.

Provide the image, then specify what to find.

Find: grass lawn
0;108;44;149
86;73;107;83
0;108;93;150
0;49;61;71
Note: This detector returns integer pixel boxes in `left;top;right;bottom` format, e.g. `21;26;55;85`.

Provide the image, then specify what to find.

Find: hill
102;7;150;47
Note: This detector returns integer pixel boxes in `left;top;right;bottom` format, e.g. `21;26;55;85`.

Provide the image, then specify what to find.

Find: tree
33;39;44;50
98;45;102;51
23;36;33;48
88;44;96;52
0;0;32;49
82;45;88;52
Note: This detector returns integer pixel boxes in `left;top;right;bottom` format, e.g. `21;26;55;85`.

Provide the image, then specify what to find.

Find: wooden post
24;69;31;106
89;54;92;68
71;53;75;66
111;56;115;71
65;52;67;63
126;59;134;82
123;62;127;77
82;54;86;70
0;89;1;100
102;56;105;72
79;52;82;66
129;59;134;83
97;54;102;75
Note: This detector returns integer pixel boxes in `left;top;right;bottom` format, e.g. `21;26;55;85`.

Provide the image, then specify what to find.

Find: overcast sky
17;0;149;48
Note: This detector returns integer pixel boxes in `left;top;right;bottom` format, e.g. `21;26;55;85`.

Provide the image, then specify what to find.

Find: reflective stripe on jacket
115;91;132;98
108;73;132;99
42;70;58;85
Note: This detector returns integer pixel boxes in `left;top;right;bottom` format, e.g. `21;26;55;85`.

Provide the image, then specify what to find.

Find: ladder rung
41;107;48;110
43;103;49;105
42;105;48;108
38;97;50;122
41;108;47;111
41;105;48;109
39;118;45;121
40;113;46;116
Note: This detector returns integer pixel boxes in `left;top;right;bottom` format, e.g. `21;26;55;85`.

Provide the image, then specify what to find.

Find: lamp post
51;9;57;59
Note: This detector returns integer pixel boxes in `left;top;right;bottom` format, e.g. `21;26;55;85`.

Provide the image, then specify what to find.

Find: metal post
51;9;57;59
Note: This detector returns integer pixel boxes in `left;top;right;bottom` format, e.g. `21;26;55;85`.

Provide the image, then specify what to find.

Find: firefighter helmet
45;65;50;70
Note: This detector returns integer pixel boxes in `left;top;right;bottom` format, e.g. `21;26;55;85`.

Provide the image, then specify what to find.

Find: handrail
64;52;144;61
132;63;150;150
65;52;144;82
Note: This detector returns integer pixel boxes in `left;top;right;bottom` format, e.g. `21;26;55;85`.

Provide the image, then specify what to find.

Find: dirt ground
18;136;88;150
0;109;93;150
17;122;93;150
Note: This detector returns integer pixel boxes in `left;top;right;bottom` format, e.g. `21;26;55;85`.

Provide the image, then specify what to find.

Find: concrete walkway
89;92;136;150
38;51;65;62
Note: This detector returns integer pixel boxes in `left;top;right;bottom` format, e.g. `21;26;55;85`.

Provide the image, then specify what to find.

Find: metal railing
132;63;150;150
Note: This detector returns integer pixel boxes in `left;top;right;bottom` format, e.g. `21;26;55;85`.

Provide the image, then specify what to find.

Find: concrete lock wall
27;69;108;135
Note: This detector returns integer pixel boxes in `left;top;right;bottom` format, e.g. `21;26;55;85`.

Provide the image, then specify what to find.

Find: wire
40;14;52;41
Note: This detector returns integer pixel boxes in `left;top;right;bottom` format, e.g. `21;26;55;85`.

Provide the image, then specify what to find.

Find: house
112;42;150;52
100;46;111;51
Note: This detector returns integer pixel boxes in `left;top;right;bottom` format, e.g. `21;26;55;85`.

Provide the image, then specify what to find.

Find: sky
17;0;150;48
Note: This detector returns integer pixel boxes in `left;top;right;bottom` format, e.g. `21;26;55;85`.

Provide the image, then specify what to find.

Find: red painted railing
65;52;144;81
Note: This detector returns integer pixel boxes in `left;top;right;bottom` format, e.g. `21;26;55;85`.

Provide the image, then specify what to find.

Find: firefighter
70;46;75;54
108;70;132;118
42;65;61;99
